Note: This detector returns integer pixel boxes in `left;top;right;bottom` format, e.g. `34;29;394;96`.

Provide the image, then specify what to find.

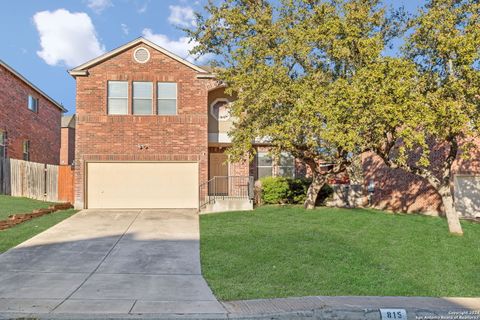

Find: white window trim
257;152;273;178
107;81;129;115
132;81;153;115
28;95;38;113
157;82;178;115
210;98;231;121
278;152;295;178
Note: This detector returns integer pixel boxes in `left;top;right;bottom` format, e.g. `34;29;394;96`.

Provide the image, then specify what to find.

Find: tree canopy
188;0;480;234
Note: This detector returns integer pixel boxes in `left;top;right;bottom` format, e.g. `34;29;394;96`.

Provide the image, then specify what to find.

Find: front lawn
200;206;480;300
0;209;77;253
0;195;54;220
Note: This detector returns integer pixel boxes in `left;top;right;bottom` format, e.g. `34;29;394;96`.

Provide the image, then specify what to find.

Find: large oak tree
188;0;404;208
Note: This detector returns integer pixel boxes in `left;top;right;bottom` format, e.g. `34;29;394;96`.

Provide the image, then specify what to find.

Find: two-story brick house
69;38;303;210
0;59;66;165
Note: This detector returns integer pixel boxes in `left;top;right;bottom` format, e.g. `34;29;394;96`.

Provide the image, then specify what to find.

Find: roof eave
196;73;216;79
0;59;67;113
68;70;88;77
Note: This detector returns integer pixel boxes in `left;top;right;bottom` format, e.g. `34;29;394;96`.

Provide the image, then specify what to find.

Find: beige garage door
87;162;199;209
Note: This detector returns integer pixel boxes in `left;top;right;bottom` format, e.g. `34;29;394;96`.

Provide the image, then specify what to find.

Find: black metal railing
199;176;254;209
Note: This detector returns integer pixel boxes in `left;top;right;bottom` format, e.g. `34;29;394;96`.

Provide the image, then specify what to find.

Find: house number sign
380;309;407;320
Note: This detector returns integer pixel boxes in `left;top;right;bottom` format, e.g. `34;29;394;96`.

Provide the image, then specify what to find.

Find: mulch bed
0;203;73;230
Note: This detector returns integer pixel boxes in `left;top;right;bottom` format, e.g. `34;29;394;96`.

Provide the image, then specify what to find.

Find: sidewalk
1;296;478;319
223;296;480;319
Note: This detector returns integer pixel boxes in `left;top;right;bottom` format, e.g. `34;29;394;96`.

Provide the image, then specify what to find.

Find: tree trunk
439;185;463;235
304;172;326;209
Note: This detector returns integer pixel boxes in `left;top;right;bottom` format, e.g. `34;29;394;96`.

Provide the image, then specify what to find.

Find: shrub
260;176;290;204
259;176;334;206
287;178;310;204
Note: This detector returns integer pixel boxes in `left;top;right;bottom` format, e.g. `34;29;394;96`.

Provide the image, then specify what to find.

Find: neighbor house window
279;152;295;177
133;82;153;115
257;152;273;179
28;95;38;112
0;131;6;158
107;81;128;115
23;140;30;161
157;82;177;115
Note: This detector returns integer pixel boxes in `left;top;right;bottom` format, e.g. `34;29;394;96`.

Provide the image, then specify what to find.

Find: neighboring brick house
60;115;75;165
69;38;309;210
362;146;480;217
0;59;66;165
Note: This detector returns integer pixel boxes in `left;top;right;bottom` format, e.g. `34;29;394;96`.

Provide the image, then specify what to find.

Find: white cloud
86;0;112;13
33;9;105;68
121;23;129;35
142;28;210;63
168;5;196;27
136;1;149;14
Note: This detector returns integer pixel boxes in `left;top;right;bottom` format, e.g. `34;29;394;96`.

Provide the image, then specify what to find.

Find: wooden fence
0;158;74;203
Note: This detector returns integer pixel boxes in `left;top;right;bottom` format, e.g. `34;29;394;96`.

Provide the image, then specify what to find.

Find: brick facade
362;143;480;215
0;63;62;165
72;42;211;208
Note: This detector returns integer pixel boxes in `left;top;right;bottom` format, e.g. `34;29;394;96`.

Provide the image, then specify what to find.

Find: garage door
87;162;198;209
454;175;480;218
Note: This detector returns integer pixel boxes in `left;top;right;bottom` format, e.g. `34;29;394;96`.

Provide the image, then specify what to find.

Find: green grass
0;209;77;253
200;206;480;300
0;195;55;220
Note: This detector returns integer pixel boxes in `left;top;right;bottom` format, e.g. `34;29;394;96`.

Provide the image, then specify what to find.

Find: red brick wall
362;142;480;215
74;43;210;208
60;127;75;165
0;64;61;165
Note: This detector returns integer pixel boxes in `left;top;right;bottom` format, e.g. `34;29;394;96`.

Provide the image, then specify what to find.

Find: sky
0;0;425;114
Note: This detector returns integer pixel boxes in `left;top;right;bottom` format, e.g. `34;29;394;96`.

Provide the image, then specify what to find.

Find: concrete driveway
0;209;226;316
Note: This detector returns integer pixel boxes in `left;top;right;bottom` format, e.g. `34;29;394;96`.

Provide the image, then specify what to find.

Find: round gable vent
133;47;150;63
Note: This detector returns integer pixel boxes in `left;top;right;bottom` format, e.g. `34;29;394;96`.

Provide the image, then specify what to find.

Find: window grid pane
158;99;177;115
157;83;177;115
133;82;152;115
157;83;177;99
28;96;38;112
279;166;295;178
108;81;128;115
133;82;152;99
258;167;273;179
108;81;128;98
133;99;153;115
108;98;128;115
258;152;272;166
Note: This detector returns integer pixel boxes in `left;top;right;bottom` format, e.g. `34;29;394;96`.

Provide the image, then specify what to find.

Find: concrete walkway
0;209;226;315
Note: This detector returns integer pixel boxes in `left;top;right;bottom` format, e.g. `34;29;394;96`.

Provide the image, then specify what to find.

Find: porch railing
199;176;254;209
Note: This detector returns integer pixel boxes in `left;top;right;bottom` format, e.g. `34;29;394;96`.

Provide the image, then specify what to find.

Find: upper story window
157;82;177;115
23;140;30;161
257;152;273;179
28;95;38;113
279;152;295;177
133;82;153;115
0;131;6;158
108;81;128;115
211;99;231;121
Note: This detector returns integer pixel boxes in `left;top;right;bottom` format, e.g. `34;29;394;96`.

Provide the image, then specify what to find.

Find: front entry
209;153;228;195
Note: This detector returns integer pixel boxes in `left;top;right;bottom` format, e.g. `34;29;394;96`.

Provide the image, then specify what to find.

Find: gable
69;37;212;77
